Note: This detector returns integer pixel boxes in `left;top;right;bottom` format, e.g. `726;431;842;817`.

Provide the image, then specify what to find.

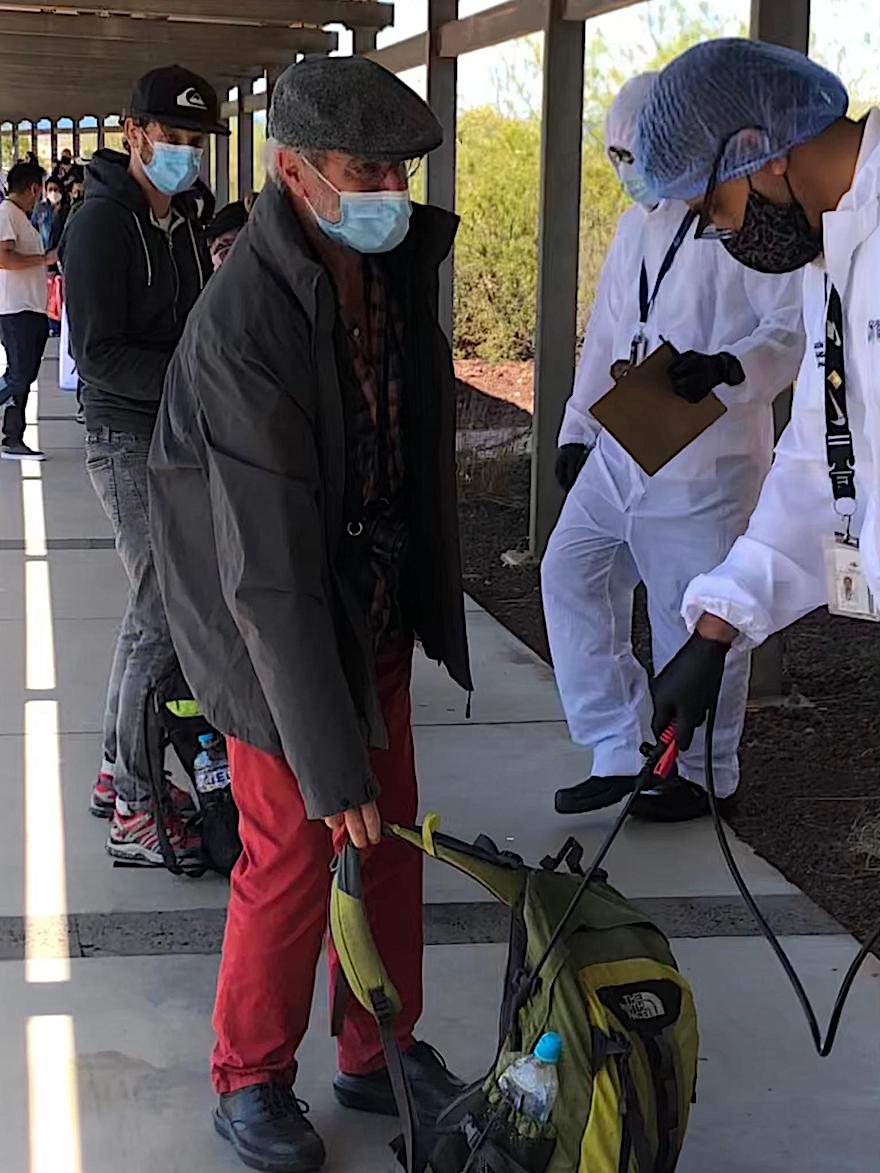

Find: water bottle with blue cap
193;732;231;795
498;1032;562;1124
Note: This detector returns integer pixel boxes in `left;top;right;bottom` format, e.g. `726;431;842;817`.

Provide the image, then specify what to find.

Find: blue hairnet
636;38;849;202
604;72;658;159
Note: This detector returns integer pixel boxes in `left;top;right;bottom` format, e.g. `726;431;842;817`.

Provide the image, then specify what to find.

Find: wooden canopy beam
0;1;393;29
0;49;259;80
0;12;335;59
366;0;640;70
366;33;426;73
1;92;136;123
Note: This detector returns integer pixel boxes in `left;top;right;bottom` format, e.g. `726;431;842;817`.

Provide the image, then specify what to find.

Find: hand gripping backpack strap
329;842;419;1172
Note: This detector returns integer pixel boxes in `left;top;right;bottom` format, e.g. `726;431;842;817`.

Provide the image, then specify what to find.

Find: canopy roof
0;1;392;123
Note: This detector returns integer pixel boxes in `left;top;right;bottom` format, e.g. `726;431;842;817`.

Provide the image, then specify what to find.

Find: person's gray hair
263;136;322;188
264;137;285;187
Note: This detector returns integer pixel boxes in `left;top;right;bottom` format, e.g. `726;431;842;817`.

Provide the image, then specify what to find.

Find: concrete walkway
0;343;878;1173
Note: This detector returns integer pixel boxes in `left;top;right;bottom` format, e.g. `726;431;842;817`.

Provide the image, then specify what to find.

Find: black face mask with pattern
722;176;822;274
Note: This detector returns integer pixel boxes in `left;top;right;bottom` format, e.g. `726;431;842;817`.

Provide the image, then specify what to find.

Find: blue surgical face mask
143;140;203;197
615;160;657;210
303;157;412;254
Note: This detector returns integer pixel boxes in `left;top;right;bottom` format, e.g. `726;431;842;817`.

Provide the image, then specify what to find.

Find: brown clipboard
589;342;727;476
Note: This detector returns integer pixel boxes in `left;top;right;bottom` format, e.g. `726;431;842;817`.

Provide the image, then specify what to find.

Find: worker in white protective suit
541;72;805;822
633;41;877;764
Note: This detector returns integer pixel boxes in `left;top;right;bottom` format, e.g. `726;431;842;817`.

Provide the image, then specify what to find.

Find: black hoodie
59;149;210;438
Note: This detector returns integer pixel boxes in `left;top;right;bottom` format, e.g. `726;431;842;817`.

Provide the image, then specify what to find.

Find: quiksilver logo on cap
177;87;207;111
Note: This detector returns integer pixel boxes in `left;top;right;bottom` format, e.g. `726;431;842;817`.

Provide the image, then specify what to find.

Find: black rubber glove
652;632;731;751
555;443;588;492
667;351;745;404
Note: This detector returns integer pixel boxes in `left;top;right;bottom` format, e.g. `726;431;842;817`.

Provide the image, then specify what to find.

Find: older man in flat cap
149;56;472;1172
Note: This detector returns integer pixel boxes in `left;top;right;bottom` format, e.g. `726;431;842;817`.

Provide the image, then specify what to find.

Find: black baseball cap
127;65;229;136
206;200;249;242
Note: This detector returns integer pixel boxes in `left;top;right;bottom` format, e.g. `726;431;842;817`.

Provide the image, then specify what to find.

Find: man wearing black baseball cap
60;65;225;867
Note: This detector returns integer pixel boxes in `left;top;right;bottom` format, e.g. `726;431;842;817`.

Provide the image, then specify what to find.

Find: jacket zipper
166;221;182;323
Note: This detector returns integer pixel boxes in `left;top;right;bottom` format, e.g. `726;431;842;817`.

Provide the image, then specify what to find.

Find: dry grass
849;814;880;872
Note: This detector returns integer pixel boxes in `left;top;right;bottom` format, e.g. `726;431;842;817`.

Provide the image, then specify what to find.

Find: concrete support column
96;118;105;151
11;123;18;161
426;0;458;343
529;3;585;553
72;122;81;157
353;27;378;54
215;124;230;206
747;0;810;703
237;83;254;200
750;0;810;49
266;65;285;110
50;121;58;164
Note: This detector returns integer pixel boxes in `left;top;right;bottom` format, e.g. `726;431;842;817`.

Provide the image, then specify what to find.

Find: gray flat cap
269;55;442;161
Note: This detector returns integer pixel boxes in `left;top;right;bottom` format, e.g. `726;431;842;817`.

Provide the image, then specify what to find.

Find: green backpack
330;815;699;1173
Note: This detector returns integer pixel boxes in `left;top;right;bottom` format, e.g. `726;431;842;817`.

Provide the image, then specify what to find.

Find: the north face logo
177;87;207;111
619;991;666;1021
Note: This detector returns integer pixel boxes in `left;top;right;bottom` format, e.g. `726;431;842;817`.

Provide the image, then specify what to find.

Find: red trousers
211;648;423;1094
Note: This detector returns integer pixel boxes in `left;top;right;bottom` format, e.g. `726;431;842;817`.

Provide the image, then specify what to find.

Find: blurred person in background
0;160;55;461
68;165;86;211
205;199;248;270
32;175;68;251
60;65;224;867
542;73;804;822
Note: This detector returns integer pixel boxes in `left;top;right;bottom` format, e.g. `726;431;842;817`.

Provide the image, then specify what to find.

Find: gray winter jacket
148;180;471;819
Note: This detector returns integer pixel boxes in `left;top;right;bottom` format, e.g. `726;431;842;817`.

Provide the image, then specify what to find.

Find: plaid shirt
338;259;407;643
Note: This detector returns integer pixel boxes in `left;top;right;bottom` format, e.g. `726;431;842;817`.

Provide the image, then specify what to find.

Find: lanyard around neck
824;276;856;535
637;209;697;327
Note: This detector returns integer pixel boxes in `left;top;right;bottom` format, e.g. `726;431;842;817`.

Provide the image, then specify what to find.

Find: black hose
704;698;880;1056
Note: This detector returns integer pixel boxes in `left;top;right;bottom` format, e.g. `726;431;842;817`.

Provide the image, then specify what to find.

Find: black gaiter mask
723;175;822;273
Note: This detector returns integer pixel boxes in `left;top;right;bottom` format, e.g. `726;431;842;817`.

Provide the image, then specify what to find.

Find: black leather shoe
333;1041;465;1123
555;775;639;814
214;1083;326;1172
629;776;709;823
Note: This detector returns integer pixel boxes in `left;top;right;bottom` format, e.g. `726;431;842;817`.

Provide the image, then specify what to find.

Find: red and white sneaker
107;807;202;868
90;772;117;819
169;781;199;822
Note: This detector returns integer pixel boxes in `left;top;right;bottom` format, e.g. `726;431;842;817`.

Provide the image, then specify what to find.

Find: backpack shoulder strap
330;842;417;1170
329;821;527;1172
386;816;526;907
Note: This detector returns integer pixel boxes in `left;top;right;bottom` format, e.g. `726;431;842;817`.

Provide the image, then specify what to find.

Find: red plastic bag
47;274;63;322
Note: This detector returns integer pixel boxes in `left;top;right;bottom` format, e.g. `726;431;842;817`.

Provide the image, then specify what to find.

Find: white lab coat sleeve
681;397;835;647
716;268;806;407
558;211;633;447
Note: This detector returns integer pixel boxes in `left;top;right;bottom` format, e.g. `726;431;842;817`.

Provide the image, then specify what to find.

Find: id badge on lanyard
824;534;880;621
821;281;880;621
629;328;648;367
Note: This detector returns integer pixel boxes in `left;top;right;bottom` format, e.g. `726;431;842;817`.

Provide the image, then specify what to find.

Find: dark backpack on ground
144;665;242;877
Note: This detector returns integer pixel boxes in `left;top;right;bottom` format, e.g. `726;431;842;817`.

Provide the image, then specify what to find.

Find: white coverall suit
542;199;804;795
681;109;880;651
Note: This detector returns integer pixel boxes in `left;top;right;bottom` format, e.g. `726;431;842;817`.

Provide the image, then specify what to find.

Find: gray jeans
86;429;176;809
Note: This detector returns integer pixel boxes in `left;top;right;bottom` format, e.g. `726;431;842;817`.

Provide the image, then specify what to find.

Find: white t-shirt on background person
0;199;47;316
